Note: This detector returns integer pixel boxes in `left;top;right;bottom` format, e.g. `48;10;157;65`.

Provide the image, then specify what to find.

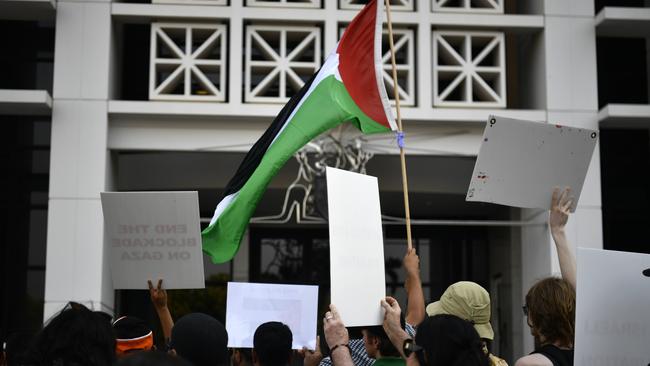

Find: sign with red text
100;191;205;289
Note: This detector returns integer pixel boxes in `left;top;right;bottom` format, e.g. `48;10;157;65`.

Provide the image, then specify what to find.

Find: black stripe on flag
222;68;321;198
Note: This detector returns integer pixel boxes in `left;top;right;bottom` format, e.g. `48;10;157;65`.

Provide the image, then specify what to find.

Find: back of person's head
525;277;575;347
23;301;116;366
415;315;489;366
3;331;34;366
252;322;292;366
112;316;154;357
169;313;229;366
361;314;405;358
425;282;494;342
232;348;253;366
116;350;192;366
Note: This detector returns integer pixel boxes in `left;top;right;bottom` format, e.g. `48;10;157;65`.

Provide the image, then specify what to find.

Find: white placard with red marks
575;248;650;366
466;115;598;211
101;191;205;289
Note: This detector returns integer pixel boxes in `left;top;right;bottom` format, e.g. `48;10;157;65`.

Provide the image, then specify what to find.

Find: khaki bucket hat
425;281;494;340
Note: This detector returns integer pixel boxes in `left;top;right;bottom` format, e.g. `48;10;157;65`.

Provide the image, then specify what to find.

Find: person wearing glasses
515;187;577;366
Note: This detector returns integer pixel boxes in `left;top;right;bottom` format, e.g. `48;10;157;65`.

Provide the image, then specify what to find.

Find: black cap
169;313;229;366
113;316;152;340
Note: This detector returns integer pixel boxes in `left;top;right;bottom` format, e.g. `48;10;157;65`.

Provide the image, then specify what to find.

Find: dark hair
525;277;575;347
253;322;292;366
116;351;192;366
22;302;116;366
362;314;406;358
233;348;253;365
4;331;34;366
415;315;489;366
169;313;229;366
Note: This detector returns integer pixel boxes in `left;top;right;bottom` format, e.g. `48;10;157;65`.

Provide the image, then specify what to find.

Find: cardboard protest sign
100;191;205;289
575;248;650;366
225;282;319;349
327;167;386;326
466;115;598;211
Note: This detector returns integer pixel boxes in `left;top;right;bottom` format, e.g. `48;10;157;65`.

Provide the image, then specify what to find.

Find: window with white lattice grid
152;0;226;5
339;25;416;107
246;0;320;8
432;31;506;108
339;0;414;11
432;0;503;13
245;25;321;103
149;23;227;102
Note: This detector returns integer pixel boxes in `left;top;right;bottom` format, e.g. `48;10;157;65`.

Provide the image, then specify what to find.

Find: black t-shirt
532;344;574;366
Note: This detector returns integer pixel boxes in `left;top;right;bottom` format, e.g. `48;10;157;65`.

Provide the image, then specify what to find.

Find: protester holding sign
380;297;488;366
515;187;576;366
314;248;423;366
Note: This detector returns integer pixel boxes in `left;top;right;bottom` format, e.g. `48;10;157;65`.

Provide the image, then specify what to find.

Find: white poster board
327;167;386;327
575;248;650;366
225;282;319;350
100;191;205;289
466;115;598;211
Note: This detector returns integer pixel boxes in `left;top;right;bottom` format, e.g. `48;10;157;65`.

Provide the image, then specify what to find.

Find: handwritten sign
575;248;650;366
327;167;386;327
225;282;319;349
100;191;205;289
466;115;598;211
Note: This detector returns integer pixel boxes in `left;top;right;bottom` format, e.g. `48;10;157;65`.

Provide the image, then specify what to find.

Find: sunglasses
522;304;528;316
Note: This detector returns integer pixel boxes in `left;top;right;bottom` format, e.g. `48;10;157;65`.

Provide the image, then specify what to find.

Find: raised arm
148;279;174;343
380;297;420;366
403;248;426;326
550;187;577;289
323;304;354;366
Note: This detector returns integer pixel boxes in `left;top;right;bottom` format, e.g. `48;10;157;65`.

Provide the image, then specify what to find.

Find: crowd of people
0;188;576;366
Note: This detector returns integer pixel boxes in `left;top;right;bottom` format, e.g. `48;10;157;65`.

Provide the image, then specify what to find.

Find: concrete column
44;1;113;321
518;0;602;356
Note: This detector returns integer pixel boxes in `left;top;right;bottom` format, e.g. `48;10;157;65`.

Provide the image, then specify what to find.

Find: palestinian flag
202;0;397;263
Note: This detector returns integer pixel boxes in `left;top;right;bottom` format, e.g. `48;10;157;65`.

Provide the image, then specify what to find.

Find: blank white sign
575;248;650;366
466;115;598;211
327;167;386;327
225;282;319;350
100;191;205;290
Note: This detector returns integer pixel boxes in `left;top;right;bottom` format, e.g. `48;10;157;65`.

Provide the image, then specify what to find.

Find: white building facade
5;0;644;361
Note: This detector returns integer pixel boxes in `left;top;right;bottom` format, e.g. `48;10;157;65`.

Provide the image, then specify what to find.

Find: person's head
524;277;575;347
2;331;33;366
23;301;116;366
415;315;489;366
169;313;229;366
113;316;154;357
116;351;192;366
425;282;494;342
252;322;293;366
360;315;405;359
231;348;253;366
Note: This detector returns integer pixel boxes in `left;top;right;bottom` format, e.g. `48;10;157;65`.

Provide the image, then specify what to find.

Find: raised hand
298;335;323;366
550;187;573;233
323;304;349;349
148;279;168;310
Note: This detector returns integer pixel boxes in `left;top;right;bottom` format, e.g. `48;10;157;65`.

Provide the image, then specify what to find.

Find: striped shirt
319;323;416;366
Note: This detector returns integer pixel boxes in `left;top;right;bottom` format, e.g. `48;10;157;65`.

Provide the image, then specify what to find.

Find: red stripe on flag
337;0;391;130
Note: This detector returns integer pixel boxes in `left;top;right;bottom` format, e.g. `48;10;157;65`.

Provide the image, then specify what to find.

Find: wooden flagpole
384;0;413;250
